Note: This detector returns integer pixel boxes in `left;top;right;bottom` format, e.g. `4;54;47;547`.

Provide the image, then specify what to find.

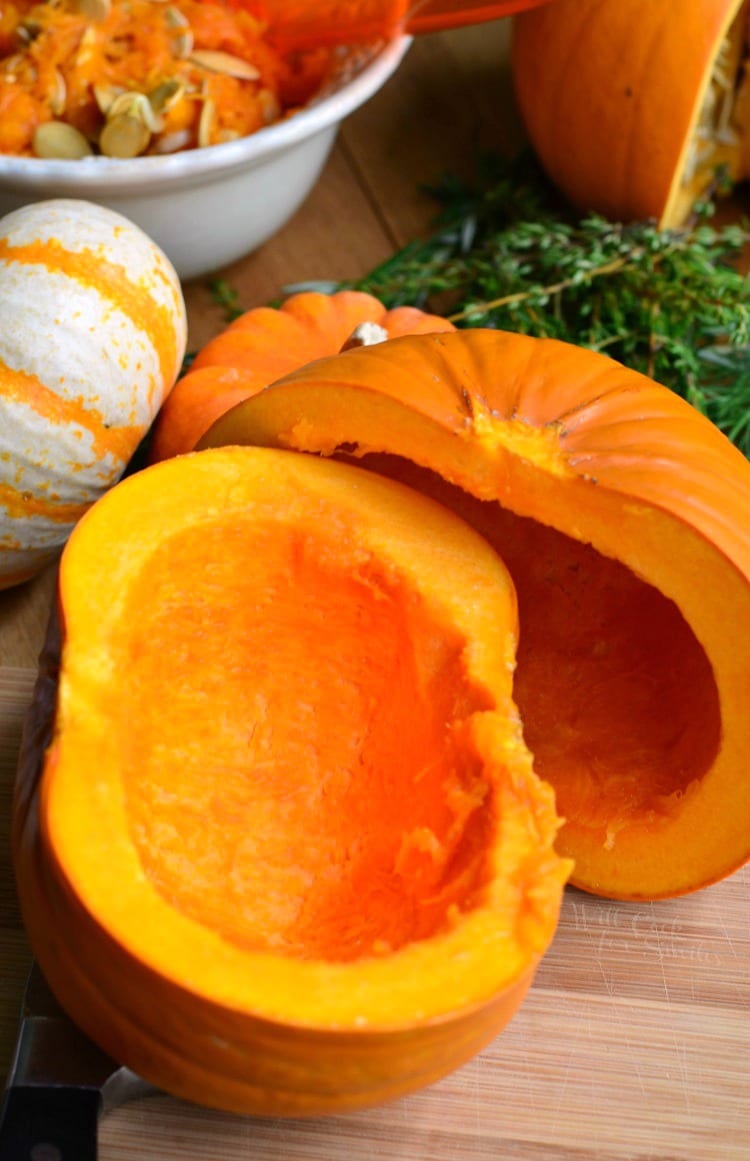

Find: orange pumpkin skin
148;291;454;462
511;0;748;228
200;329;750;901
14;446;569;1116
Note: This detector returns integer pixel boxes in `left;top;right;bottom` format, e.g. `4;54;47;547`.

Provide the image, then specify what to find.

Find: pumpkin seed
93;82;124;114
162;6;193;56
164;5;189;26
189;49;260;80
75;25;97;67
173;29;194;59
153;128;192;153
107;90;161;133
99;112;151;157
197;96;214;148
106;90;139;117
149;78;184;115
33;120;93;159
257;87;281;124
76;0;111;20
48;68;67;116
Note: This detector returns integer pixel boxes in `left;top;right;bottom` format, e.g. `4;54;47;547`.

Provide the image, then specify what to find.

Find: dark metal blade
0;961;156;1161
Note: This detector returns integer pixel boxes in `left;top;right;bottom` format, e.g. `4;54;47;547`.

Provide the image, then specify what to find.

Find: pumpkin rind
0;198;187;589
148;290;453;462
511;0;749;227
14;445;569;1115
200;329;750;901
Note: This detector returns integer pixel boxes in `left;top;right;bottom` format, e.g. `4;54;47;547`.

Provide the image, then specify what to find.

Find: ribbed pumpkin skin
14;447;570;1115
511;0;746;227
201;329;750;900
0;198;187;589
148;290;453;462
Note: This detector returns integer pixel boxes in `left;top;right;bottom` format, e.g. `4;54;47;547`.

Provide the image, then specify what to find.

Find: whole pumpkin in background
14;445;570;1115
201;328;750;902
0;198;187;589
148;290;453;462
511;0;750;227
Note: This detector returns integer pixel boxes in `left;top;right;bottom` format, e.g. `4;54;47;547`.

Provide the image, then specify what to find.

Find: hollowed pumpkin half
200;329;750;901
13;446;569;1116
511;0;750;228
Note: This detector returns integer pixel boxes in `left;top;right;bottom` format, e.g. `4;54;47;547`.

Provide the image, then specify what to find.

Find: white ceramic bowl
0;37;409;281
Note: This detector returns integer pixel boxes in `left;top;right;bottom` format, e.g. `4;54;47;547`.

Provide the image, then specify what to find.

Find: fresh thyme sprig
337;154;750;457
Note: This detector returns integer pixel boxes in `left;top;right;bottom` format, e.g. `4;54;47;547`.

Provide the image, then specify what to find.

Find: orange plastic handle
406;0;555;34
261;0;554;50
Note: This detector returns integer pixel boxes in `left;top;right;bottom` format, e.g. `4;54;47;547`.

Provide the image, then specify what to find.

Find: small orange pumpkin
14;445;569;1115
148;290;453;462
200;328;750;901
511;0;750;227
0;198;187;589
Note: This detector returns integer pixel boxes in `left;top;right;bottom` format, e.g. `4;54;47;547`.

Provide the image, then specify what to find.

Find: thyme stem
447;252;634;321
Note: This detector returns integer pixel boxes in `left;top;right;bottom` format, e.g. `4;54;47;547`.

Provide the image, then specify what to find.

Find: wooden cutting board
1;669;748;1161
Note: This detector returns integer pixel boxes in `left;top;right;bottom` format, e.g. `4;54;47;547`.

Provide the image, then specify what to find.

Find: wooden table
2;19;749;1161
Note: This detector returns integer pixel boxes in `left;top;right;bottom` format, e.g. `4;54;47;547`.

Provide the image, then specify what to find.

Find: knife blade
0;961;156;1161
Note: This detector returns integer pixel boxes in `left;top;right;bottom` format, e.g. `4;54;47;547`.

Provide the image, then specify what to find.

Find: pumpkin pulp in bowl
13;445;570;1116
200;329;750;901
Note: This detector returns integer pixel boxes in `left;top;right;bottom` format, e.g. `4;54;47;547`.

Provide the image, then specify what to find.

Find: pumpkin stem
340;321;390;351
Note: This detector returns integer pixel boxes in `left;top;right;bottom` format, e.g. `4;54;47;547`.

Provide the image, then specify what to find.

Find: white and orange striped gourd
0;198;187;589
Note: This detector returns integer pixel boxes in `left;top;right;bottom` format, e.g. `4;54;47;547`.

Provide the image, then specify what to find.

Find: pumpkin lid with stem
511;0;750;228
14;444;570;1115
199;328;750;902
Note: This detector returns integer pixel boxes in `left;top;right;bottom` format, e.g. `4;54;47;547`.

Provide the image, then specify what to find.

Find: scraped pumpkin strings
320;156;750;456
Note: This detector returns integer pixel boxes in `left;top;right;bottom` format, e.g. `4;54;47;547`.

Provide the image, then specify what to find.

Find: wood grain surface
1;18;749;1161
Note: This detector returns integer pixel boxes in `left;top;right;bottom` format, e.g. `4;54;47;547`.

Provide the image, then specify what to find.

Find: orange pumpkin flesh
148;290;453;462
511;0;750;228
14;445;569;1116
200;329;750;901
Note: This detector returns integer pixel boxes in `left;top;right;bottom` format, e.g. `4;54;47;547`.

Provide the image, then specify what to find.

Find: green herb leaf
209;278;244;323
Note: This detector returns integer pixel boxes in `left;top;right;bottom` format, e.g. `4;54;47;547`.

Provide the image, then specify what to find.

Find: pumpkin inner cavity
116;514;496;962
679;2;750;218
356;455;722;844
